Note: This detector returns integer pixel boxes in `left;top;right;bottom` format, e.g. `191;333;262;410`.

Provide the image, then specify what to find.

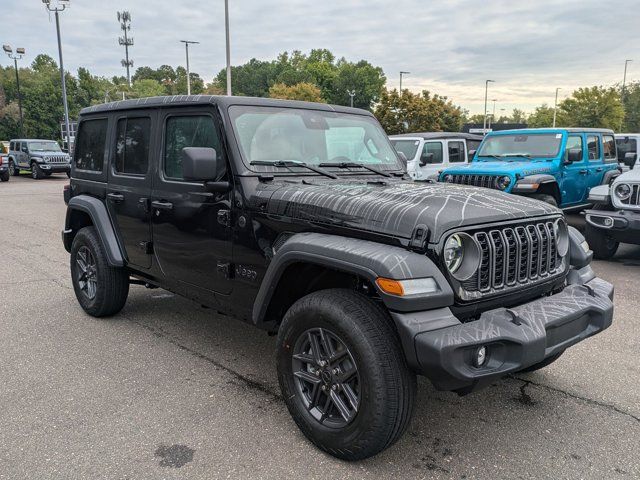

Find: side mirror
565;148;582;164
420;152;434;166
467;149;476;161
182;147;218;181
624;152;636;168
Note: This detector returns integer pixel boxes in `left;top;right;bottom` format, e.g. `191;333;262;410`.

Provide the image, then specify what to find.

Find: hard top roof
487;127;614;134
390;132;484;141
80;95;373;117
9;139;59;143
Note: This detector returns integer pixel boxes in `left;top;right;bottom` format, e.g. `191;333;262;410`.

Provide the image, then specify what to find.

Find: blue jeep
440;128;620;208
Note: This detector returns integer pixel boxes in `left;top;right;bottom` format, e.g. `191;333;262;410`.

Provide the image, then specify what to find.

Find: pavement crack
132;320;282;402
510;375;640;423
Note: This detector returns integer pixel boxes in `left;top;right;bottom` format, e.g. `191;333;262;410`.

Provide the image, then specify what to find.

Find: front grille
448;174;500;189
48;155;68;164
467;220;563;294
620;184;640;207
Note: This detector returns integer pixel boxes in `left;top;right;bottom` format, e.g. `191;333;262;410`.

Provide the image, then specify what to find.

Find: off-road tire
9;160;19;177
70;226;129;317
0;171;9;182
277;289;416;461
585;223;619;259
519;351;564;373
31;162;44;180
531;194;558;207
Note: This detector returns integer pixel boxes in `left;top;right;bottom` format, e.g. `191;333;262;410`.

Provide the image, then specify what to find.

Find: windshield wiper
503;153;532;158
249;160;338;179
318;162;393;178
478;154;502;160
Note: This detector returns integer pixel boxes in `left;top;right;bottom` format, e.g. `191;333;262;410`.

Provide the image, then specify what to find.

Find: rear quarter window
75;118;108;172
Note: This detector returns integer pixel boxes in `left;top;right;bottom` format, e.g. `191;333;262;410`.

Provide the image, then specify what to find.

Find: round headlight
44;156;50;162
443;233;481;280
614;183;631;200
496;175;511;190
443;174;453;183
553;219;569;257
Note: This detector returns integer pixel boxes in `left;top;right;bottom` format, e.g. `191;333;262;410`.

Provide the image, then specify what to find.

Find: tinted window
448;141;465;163
164;115;221;180
565;135;584;162
602;135;616;160
587;135;600;160
21;143;28;152
9;142;14;151
616;138;637;156
75;119;108;172
421;142;443;164
114;117;151;175
390;139;420;160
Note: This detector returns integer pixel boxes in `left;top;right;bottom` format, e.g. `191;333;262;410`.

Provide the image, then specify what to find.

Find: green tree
621;81;640;132
329;59;386;109
268;82;325;103
131;79;166;98
374;89;465;134
559;86;623;129
527;104;560;128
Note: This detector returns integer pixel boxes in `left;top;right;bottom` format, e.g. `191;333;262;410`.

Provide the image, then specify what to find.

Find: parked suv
0;153;9;182
615;133;639;170
62;96;613;460
8;139;71;179
440;128;620;209
583;167;640;258
389;132;482;181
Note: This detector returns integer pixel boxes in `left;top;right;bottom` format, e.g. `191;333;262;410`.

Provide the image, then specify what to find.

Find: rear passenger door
106;111;155;270
586;134;606;191
446;140;467;165
562;134;588;204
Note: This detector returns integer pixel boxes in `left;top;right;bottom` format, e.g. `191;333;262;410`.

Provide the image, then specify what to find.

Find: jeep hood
250;179;559;242
444;160;555;177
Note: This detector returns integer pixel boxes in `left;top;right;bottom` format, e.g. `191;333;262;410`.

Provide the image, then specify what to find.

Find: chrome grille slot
467;219;565;296
449;174;500;190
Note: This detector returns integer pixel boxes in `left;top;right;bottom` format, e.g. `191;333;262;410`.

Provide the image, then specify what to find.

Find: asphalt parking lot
1;175;638;479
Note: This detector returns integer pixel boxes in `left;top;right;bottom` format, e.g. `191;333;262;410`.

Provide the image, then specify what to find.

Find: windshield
390;139;420;161
28;141;62;152
477;133;562;159
229;106;402;172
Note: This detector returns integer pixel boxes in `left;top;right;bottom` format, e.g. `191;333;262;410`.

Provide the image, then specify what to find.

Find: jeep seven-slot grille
470;221;561;293
48;155;68;164
449;174;500;189
620;184;640;207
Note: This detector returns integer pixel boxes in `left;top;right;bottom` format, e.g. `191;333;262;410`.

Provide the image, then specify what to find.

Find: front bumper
585;208;640;243
39;163;71;173
392;274;613;393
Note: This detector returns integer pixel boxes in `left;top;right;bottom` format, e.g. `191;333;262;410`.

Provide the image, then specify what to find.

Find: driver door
562;134;588;205
419;141;444;179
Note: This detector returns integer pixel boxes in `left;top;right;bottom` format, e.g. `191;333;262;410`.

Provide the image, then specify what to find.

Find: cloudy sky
3;0;639;113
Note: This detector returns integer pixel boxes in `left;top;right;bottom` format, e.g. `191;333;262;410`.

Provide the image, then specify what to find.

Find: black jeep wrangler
62;96;614;460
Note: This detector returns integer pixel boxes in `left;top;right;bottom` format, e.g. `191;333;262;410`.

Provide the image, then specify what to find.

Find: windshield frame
227;105;404;176
27;141;62;153
477;132;564;160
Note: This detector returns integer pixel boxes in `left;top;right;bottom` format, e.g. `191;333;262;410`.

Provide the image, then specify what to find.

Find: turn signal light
376;278;404;296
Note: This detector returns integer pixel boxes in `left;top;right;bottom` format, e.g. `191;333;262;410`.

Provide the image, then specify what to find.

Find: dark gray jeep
62;96;614;460
8;139;71;179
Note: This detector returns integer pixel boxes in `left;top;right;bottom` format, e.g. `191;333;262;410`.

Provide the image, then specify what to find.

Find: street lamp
180;40;200;95
225;0;231;95
346;90;356;108
483;80;495;132
488;98;497;129
399;71;410;96
622;59;632;129
3;45;26;136
42;0;72;152
553;87;561;127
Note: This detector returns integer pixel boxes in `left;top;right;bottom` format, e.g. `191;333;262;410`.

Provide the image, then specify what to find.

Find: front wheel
585;223;619;259
31;163;44;180
531;193;558;207
277;289;416;461
70;226;129;317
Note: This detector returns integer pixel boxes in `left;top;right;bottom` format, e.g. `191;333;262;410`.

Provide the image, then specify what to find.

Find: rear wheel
531;193;558;207
277;289;416;461
70;226;129;317
9;160;19;177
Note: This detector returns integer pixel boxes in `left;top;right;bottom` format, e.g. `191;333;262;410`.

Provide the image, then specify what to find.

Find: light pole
225;0;231;95
483;80;495;132
346;90;356;108
42;0;72;152
553;87;561;127
2;45;25;136
399;71;410;96
488;98;497;129
622;60;632;129
117;11;134;87
180;40;199;95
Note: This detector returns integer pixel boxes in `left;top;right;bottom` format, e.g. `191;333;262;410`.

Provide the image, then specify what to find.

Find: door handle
595;167;604;172
578;169;588;175
151;200;173;211
107;193;124;203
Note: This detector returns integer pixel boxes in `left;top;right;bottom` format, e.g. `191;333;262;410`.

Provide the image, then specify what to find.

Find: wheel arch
64;195;124;267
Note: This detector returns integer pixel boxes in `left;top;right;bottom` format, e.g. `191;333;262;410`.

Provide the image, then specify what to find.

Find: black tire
277;289;416;461
0;171;9;182
585;223;619;259
519;351;564;373
70;226;129;317
9;160;19;177
531;194;558;207
31;162;43;180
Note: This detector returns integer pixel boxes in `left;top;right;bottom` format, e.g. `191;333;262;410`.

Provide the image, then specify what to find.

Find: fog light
474;346;487;367
603;217;614;227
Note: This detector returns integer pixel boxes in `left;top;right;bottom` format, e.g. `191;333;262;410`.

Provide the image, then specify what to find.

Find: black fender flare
602;169;620;185
512;174;558;193
252;232;454;325
65;195;125;267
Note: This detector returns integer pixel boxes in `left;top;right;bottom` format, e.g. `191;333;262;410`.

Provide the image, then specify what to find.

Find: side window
114;117;151;175
75;118;108;172
9;141;14;151
421;142;443;164
164;115;222;180
565;135;584;162
21;143;28;153
587;135;600;160
448;141;465;163
602;135;616;161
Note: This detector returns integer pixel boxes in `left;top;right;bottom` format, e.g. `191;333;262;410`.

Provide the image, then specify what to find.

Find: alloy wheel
292;327;360;428
76;246;98;300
